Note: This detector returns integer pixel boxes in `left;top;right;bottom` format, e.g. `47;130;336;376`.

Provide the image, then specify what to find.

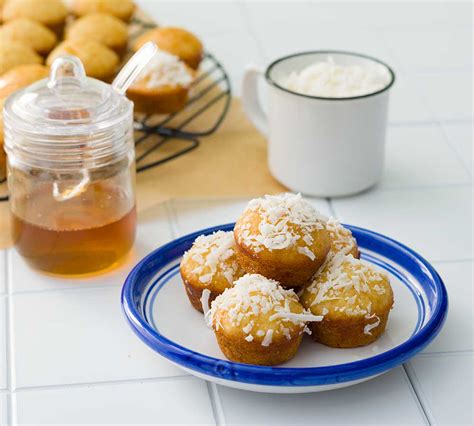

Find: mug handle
242;64;268;136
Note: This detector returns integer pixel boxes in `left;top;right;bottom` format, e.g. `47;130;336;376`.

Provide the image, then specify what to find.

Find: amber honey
12;183;136;276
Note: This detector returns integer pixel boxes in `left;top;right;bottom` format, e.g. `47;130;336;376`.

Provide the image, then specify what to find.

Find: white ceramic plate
122;224;447;393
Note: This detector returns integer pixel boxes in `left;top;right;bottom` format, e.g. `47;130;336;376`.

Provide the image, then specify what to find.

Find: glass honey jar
3;56;137;276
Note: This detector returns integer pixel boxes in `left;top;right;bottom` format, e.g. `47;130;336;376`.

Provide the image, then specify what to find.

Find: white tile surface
139;0;245;36
14;377;215;425
384;28;472;71
333;186;472;262
416;71;473;121
409;354;474;425
218;368;426;425
425;261;473;353
388;73;434;124
442;122;473;173
12;286;183;389
0;393;7;426
381;125;471;188
204;31;263;97
0;298;6;391
9;204;172;293
0;252;5;295
247;6;392;65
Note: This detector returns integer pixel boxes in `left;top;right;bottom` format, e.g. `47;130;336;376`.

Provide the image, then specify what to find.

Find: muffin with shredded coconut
326;217;359;260
126;50;195;114
300;254;393;348
206;273;323;365
180;231;245;313
234;193;331;288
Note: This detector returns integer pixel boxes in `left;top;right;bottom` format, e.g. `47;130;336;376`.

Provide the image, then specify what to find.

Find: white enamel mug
242;51;395;197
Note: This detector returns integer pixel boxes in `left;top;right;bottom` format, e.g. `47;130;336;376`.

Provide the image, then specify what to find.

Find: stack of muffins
180;193;394;365
0;0;203;177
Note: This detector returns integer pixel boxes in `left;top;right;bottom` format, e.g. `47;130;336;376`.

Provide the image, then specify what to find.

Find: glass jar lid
4;55;132;137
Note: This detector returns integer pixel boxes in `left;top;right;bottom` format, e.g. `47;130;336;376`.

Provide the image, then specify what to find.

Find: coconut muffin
127;50;194;114
234;193;330;288
0;97;6;178
2;0;68;35
0;19;57;56
300;254;394;348
326;217;359;259
71;0;135;22
66;13;128;56
0;41;43;76
206;273;323;365
133;27;203;70
180;231;245;313
47;38;119;81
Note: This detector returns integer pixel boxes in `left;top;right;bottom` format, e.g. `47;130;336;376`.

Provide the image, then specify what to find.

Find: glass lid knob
48;55;88;93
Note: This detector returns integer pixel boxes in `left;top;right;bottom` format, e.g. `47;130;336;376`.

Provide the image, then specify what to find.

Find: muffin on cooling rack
180;231;245;313
206;273;323;365
0;41;43;76
47;38;119;82
0;64;50;177
71;0;136;22
234;193;330;288
126;50;194;115
300;253;394;348
0;19;58;56
133;27;203;70
2;0;68;35
326;217;359;260
66;13;129;57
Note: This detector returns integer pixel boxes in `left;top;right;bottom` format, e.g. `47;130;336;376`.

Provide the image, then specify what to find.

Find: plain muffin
0;18;58;55
0;64;49;98
47;38;119;81
0;41;43;76
71;0;135;22
133;27;203;69
66;13;128;56
2;0;68;35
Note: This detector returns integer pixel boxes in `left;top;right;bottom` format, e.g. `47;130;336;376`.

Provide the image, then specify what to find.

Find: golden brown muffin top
181;231;245;294
66;13;128;50
0;18;58;54
235;193;329;262
326;217;359;259
71;0;135;21
133;27;203;68
47;38;119;80
0;41;43;76
0;64;49;98
207;274;322;345
3;0;68;26
301;254;394;332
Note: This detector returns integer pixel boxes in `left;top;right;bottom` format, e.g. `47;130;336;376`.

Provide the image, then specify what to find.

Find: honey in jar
4;55;137;275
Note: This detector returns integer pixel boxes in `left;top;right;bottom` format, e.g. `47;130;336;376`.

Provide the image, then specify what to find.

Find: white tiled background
1;1;472;425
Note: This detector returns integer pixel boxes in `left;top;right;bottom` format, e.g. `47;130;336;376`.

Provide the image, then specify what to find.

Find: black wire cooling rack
0;15;232;201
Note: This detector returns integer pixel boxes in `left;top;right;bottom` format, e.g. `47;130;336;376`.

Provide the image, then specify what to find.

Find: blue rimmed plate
121;223;447;393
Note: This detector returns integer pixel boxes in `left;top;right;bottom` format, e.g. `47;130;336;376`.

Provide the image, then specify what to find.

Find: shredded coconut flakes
235;193;328;260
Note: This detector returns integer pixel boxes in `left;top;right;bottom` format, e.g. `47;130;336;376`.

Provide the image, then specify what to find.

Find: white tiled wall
0;1;471;424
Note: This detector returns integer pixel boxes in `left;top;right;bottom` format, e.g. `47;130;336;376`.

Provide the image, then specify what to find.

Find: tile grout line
401;364;432;425
437;121;473;177
403;363;436;425
14;374;192;394
237;0;268;63
4;250;13;426
164;199;226;426
206;382;226;426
